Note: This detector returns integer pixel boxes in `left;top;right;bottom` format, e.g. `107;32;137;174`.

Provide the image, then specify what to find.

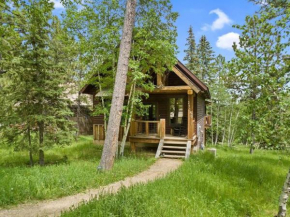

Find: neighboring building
64;83;94;135
81;60;211;158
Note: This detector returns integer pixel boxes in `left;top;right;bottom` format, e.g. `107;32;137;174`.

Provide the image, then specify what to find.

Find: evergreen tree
0;0;74;165
229;13;289;152
183;26;198;72
197;35;215;82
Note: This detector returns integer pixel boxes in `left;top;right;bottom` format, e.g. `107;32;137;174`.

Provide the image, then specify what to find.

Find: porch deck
129;134;187;143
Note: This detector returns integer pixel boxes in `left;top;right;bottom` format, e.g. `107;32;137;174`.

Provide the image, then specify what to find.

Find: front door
169;97;187;136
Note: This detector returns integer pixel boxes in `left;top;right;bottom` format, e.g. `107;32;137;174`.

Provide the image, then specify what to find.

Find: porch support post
130;142;136;153
160;119;166;139
157;74;162;87
187;90;194;140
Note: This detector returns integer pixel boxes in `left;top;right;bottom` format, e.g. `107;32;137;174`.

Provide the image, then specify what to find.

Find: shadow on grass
0;138;155;168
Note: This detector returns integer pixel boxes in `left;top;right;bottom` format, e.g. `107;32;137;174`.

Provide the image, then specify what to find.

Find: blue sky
51;0;261;62
171;0;260;62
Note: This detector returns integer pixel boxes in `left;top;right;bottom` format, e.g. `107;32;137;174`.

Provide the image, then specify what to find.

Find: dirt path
0;159;182;217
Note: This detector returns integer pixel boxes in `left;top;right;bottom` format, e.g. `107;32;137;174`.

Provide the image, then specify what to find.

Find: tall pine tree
197;35;215;83
0;0;74;165
229;13;289;152
183;26;198;72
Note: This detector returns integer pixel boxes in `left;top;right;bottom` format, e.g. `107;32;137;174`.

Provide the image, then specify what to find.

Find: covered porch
129;89;197;156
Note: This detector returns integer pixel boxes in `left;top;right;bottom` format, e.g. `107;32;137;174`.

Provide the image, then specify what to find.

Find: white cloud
49;0;64;9
259;0;269;5
202;8;232;31
216;32;240;50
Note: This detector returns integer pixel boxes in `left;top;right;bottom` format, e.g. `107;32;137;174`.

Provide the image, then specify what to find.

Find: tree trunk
214;103;220;146
222;109;227;145
38;121;45;166
250;108;256;154
76;91;81;138
229;109;240;146
96;66;107;133
99;0;137;171
211;103;214;146
227;103;233;147
277;169;290;217
28;126;34;166
120;82;135;156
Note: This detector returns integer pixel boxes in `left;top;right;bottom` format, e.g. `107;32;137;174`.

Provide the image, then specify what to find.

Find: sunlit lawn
0;136;155;207
62;145;290;217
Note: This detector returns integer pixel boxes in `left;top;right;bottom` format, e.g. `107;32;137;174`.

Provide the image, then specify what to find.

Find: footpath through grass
0;136;154;208
62;146;290;217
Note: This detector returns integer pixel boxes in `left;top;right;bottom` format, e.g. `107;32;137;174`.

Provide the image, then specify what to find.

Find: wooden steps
162;150;186;154
155;138;191;159
162;146;186;149
163;141;187;145
163;154;185;158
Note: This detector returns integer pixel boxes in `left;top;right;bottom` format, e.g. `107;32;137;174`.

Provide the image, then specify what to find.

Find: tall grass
0;136;155;207
62;146;290;217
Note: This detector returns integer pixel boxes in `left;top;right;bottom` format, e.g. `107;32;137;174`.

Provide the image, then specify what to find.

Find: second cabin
81;60;211;159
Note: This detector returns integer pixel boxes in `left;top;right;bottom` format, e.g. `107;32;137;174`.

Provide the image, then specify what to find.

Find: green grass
62;146;290;217
0;136;155;207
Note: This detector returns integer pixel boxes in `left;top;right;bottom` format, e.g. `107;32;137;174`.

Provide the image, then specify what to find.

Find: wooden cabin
81;60;211;159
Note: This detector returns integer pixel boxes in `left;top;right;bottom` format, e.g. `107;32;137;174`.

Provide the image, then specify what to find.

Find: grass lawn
0;136;155;208
62;145;290;217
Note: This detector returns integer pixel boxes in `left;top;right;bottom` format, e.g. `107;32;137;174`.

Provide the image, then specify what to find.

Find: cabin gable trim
172;66;201;94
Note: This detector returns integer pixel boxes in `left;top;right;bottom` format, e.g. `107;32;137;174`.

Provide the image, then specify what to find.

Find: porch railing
93;124;124;141
93;124;105;141
130;119;166;138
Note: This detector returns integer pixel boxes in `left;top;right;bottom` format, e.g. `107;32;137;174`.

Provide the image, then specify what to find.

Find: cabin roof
80;59;210;99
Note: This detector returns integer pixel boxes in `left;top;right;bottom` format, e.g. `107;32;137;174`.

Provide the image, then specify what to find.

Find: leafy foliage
0;0;75;165
229;9;290;150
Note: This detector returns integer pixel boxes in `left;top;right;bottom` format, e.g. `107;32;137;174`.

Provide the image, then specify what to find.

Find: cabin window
169;97;184;125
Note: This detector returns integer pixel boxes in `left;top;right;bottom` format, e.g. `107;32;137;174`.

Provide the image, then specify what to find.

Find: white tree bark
211;103;214;145
229;109;240;146
214;103;220;146
120;82;135;156
227;102;233;147
222;109;227;145
99;0;137;171
278;169;290;217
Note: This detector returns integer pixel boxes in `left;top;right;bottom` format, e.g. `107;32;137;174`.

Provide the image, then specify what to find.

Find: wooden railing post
160;119;165;139
130;121;135;136
145;122;149;135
